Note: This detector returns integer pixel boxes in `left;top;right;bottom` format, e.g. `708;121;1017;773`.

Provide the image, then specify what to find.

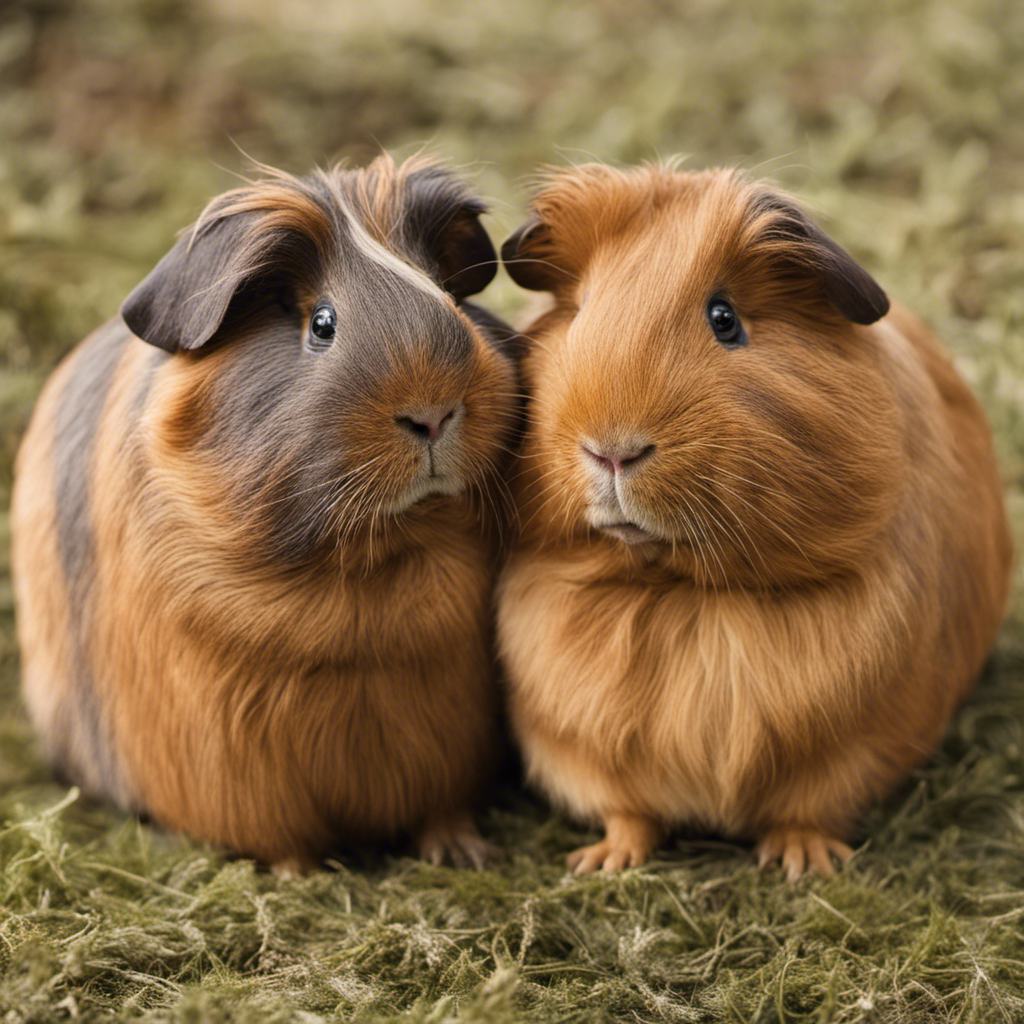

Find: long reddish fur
496;164;1013;876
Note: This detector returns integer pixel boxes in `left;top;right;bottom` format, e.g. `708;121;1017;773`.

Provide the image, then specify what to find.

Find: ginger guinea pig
11;155;520;870
496;164;1012;880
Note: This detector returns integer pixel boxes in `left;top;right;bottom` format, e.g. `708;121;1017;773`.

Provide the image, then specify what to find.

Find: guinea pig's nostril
622;443;656;468
582;441;655;474
397;416;431;440
396;406;459;443
582;445;616;474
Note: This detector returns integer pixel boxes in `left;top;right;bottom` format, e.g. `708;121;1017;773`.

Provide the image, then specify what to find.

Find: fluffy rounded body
496;165;1013;877
12;157;519;867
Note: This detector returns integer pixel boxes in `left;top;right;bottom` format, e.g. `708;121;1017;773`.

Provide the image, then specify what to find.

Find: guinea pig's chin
388;475;464;514
586;508;664;547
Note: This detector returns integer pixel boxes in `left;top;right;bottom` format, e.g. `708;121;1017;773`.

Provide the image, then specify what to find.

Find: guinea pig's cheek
460;350;517;465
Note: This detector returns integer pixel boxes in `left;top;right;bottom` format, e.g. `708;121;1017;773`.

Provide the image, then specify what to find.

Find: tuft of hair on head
501;162;693;293
121;155;501;354
314;152;498;304
502;162;889;327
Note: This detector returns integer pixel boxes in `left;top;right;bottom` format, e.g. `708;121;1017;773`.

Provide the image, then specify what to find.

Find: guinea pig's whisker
688;479;764;571
328;474;385;546
469;482;505;546
687;497;728;587
365;491;394;570
677;439;821;515
323;467;387;516
504;257;580;283
686;487;741;564
673;439;814;518
486;460;518;513
671;521;703;581
709;478;814;569
332;473;384;533
702;469;810;534
249;453;392;517
677;492;724;586
248;477;337;514
696;483;773;589
504;444;570;477
516;474;572;537
688;486;766;590
480;440;523;463
519;476;570;543
335;480;385;566
483;468;519;542
510;496;550;536
441;259;500;287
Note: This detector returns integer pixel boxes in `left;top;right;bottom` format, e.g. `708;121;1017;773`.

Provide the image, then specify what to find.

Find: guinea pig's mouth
390;474;464;514
596;521;660;546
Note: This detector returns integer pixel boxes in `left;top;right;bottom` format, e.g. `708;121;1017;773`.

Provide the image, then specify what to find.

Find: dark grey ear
501;218;565;291
434;213;498;301
752;193;890;325
402;168;499;301
121;213;260;353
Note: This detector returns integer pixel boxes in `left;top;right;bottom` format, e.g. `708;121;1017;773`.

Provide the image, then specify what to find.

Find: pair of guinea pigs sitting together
11;154;1013;881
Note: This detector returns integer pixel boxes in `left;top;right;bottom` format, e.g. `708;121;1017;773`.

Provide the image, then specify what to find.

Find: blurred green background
1;1;1023;1021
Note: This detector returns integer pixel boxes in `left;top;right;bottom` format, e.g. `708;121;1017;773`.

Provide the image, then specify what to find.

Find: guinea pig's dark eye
309;304;337;348
706;298;747;348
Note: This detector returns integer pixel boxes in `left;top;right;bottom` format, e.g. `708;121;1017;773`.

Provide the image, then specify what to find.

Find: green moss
2;0;1024;1020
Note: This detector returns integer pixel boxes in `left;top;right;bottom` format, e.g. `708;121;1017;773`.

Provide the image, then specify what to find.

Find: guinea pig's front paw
271;853;320;877
756;827;854;882
567;812;661;873
417;812;503;869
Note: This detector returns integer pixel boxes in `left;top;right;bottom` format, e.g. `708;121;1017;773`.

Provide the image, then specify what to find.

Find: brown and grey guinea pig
495;163;1013;880
11;154;522;871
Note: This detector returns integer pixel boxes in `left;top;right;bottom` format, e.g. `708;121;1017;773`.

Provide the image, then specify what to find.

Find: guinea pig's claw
417;813;503;870
567;840;625;873
567;814;661;873
756;828;854;881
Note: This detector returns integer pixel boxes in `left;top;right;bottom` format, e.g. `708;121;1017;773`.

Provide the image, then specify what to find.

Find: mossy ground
2;0;1023;1020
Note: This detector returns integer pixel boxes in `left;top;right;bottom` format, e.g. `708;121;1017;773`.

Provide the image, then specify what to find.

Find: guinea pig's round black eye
309;304;337;347
706;298;747;348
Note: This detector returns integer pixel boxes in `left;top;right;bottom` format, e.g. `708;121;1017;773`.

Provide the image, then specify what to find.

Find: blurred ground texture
2;0;1024;1021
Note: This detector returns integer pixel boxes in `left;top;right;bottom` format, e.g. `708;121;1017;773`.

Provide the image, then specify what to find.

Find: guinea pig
496;163;1013;880
11;154;521;871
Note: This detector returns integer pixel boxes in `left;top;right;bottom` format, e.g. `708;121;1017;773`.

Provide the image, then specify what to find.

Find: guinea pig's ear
121;212;260;353
402;169;499;301
751;192;890;325
501;217;568;292
431;209;498;301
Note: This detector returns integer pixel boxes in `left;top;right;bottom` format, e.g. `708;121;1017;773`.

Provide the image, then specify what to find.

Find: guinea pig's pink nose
395;405;459;443
582;440;655;474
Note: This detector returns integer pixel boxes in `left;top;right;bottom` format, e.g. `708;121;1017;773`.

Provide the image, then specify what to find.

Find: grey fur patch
52;322;136;805
197;275;478;568
339;265;475;372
